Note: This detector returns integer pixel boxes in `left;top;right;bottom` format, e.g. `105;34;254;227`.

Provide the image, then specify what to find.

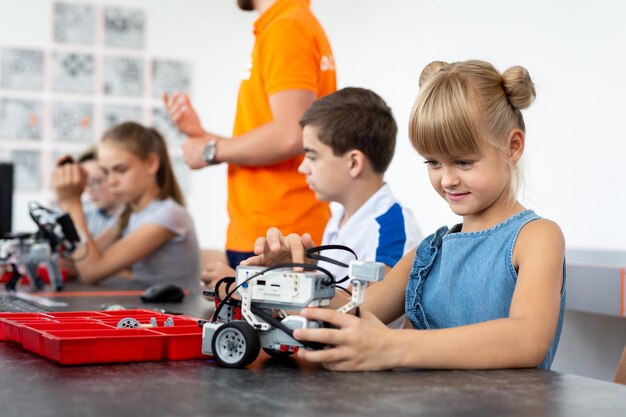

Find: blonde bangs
409;74;486;157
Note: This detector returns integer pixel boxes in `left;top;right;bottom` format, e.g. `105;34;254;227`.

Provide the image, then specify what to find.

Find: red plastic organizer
0;309;206;364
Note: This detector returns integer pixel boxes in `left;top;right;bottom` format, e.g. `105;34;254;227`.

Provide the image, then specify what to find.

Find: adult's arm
175;89;315;169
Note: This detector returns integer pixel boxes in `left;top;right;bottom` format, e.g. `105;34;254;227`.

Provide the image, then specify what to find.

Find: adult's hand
181;136;212;170
163;92;205;137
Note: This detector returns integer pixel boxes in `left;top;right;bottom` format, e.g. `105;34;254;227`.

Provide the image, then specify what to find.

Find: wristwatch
202;139;218;165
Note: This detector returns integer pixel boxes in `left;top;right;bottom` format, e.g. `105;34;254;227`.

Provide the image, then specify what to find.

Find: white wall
311;0;626;253
1;0;625;380
3;0;625;252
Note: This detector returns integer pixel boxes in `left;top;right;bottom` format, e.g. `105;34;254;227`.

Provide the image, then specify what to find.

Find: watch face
204;140;216;164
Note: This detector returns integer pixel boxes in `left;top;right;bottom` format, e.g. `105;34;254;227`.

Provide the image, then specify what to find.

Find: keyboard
0;295;52;313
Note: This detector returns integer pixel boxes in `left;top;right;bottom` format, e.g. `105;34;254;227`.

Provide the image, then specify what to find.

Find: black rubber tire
211;321;260;368
263;347;295;358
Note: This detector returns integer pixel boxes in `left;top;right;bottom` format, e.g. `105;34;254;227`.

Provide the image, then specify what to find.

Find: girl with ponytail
247;60;566;372
53;122;200;291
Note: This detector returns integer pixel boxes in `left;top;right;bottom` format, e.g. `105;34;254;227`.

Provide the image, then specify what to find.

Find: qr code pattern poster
152;59;191;98
104;56;144;96
0;98;43;140
103;104;143;130
54;2;96;44
1;48;45;90
52;101;94;142
52;52;96;94
104;7;145;49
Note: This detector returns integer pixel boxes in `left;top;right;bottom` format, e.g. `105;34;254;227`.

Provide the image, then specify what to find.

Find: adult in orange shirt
163;0;336;282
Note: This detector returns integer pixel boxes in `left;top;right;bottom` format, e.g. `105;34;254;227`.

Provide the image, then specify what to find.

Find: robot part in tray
117;316;175;328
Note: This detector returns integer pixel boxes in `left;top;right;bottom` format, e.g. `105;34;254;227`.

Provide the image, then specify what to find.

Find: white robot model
0;202;79;291
201;260;384;368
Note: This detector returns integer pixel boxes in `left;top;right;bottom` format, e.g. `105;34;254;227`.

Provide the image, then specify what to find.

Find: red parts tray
0;309;205;364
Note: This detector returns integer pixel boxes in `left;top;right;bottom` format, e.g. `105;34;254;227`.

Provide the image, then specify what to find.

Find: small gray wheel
117;318;141;328
211;321;260;368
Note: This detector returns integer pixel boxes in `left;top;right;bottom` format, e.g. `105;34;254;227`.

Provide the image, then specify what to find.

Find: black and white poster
104;56;144;96
1;48;45;90
103;104;143;129
104;7;145;49
52;101;94;142
152;59;191;98
53;2;96;45
52;52;95;94
0;98;44;140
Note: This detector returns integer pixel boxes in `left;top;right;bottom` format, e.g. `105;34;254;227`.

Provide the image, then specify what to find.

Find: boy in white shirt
295;87;422;285
245;87;422;327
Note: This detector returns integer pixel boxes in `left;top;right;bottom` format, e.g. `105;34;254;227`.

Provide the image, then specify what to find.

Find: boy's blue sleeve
375;203;406;267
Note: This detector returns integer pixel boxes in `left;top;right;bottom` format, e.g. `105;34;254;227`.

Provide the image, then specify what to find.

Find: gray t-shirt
84;205;120;237
122;198;200;292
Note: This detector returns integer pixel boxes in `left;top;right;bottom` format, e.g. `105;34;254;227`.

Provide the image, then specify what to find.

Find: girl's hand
294;307;398;371
241;227;316;268
162;92;204;137
52;162;87;210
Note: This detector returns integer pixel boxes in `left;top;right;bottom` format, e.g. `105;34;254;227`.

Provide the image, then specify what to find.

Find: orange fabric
227;0;336;251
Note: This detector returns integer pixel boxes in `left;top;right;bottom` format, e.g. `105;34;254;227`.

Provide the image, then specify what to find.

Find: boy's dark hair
299;87;397;173
77;147;97;163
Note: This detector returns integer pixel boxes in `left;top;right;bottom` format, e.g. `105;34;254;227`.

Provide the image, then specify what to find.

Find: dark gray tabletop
1;282;625;417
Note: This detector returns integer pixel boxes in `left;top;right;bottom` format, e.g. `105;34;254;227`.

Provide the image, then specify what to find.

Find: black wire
305;244;357;267
335;275;350;284
211;245;364;327
211;277;235;302
335;285;351;297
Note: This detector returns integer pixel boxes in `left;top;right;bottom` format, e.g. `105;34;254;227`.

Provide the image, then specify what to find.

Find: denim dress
405;210;566;369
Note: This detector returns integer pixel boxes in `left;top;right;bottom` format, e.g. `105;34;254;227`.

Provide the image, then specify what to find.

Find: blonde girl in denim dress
246;60;566;371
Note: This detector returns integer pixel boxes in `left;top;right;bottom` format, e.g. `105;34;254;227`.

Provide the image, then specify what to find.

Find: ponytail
148;127;185;207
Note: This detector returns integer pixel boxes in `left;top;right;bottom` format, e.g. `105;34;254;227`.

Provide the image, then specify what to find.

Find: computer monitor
0;163;14;234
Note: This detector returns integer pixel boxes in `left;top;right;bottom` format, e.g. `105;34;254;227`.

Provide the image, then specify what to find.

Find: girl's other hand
294;307;397;371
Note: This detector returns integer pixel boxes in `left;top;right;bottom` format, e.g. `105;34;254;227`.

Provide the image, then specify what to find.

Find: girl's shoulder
133;198;191;226
514;217;565;266
519;217;564;242
145;198;187;215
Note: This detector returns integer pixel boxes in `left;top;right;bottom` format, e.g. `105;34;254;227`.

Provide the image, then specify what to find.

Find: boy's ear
507;129;525;164
347;150;366;178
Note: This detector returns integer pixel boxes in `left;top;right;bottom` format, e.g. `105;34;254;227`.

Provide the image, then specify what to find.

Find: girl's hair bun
501;66;536;110
418;61;449;88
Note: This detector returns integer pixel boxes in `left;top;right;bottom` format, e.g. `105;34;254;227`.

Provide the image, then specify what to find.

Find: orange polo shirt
227;0;336;251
